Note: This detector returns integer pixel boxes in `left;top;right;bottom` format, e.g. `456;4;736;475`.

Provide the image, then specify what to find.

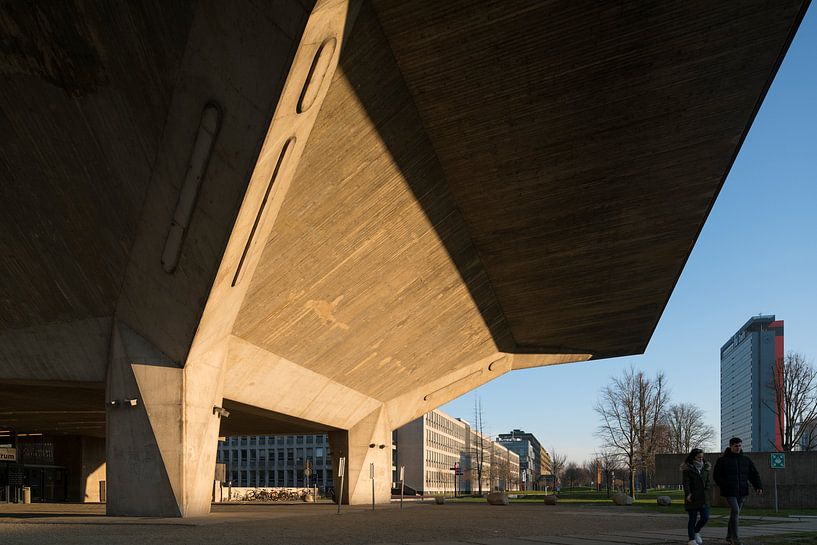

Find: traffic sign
770;453;785;469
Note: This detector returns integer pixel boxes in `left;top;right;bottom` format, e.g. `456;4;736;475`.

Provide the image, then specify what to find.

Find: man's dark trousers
725;496;745;542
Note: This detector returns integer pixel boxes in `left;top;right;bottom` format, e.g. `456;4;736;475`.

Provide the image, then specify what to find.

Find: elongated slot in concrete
161;103;221;273
232;137;296;287
297;37;337;114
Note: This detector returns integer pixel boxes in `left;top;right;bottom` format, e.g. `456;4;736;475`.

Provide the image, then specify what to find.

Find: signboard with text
0;447;17;462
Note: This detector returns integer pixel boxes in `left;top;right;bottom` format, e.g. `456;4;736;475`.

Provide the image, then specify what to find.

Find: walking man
713;437;763;545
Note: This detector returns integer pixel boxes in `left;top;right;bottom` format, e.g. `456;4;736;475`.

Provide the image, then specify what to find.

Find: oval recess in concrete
161;102;222;273
297;37;337;114
232;137;296;287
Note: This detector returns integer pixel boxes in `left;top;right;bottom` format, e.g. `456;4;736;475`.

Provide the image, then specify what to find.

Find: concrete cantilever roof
231;0;808;407
0;0;809;438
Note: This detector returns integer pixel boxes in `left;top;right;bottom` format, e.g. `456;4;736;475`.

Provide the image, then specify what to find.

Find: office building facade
497;430;549;490
393;409;520;495
720;315;784;451
218;410;521;497
216;434;333;490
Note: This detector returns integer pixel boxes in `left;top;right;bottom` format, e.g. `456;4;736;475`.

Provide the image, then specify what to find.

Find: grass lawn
740;533;817;544
449;488;817;518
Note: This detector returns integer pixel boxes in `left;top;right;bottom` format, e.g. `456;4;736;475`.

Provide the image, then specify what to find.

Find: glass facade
217;434;332;490
720;315;784;451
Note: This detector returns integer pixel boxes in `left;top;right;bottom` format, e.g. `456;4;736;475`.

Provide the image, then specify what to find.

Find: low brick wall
655;451;817;509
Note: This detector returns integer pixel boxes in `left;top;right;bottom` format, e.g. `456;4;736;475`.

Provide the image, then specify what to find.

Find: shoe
688;541;697;545
694;533;703;544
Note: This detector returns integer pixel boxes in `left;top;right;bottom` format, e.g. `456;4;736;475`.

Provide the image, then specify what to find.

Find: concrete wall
394;417;424;493
655;451;817;509
80;437;106;503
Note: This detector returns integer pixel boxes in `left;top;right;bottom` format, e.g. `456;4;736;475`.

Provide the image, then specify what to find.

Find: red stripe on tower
770;321;785;451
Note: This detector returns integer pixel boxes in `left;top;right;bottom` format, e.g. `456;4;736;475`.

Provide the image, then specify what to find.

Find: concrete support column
105;323;223;516
329;406;392;505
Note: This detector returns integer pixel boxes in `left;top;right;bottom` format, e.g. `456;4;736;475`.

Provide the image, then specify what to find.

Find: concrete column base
329;406;392;505
105;323;222;517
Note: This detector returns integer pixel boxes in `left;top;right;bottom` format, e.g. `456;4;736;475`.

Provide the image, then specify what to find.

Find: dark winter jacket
681;460;712;509
713;449;762;497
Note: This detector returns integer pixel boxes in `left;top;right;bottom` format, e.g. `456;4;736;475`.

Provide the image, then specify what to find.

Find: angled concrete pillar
329;406;392;505
106;323;223;517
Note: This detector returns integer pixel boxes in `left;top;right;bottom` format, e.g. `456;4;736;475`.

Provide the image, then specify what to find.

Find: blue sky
442;6;817;464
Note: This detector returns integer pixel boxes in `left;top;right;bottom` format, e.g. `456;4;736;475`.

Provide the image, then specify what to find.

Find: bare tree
582;458;600;490
563;462;580;489
488;441;497;490
766;351;817;451
663;403;716;454
595;367;669;496
472;398;486;495
550;447;567;489
493;449;513;491
595;448;622;496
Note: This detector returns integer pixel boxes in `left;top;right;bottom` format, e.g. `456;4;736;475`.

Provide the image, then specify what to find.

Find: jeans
686;506;710;540
726;496;746;540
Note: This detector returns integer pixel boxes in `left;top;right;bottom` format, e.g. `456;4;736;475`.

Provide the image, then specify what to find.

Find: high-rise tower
720;315;784;451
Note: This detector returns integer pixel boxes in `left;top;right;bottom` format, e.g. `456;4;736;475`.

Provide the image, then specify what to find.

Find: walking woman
682;448;711;545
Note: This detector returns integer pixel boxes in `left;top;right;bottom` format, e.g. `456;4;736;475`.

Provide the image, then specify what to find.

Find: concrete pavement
383;516;817;545
1;503;816;544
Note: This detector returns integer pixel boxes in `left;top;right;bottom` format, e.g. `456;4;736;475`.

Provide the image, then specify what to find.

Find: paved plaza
1;502;816;545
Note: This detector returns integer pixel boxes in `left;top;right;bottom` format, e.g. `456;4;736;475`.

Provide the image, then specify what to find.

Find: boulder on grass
434;496;445;504
486;492;509;505
543;495;558;505
656;495;672;506
612;493;634;506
